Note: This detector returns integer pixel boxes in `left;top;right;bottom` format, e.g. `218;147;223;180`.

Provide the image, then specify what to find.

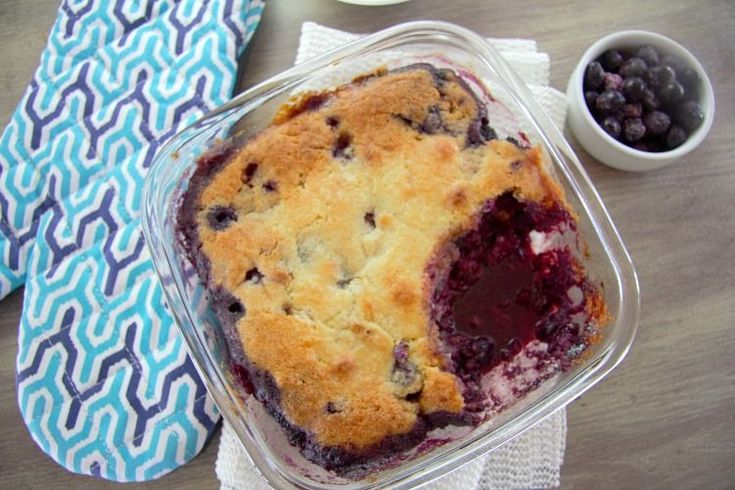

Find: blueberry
241;162;258;184
679;68;702;94
584;90;599;109
325;402;341;414
635;139;664;153
661;54;686;75
538;320;559;342
391;341;418;386
332;132;353;159
228;301;243;313
600;49;624;71
622;77;647;102
623;102;643;119
619;57;648;78
584;61;605;89
603;72;624;91
479;118;498;141
469;337;494;362
676;100;705;131
421;106;444;134
601;116;622;138
213;288;246;326
659;81;685;105
506;337;523;356
610;110;625;122
665;125;688;149
466;117;497;146
634;45;660;66
207;205;238;230
623;118;647;142
647;65;676;90
644;110;671;136
245;267;264;284
595;90;626;114
642;88;661;111
227;300;245;318
393;341;410;362
633;138;665;152
647;139;665;152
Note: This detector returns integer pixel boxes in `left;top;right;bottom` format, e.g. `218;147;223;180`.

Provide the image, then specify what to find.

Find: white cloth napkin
216;21;569;490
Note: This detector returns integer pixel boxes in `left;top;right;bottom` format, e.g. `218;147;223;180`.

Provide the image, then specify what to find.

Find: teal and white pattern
3;0;264;481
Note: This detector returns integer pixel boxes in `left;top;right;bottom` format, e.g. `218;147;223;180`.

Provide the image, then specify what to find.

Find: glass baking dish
141;21;639;489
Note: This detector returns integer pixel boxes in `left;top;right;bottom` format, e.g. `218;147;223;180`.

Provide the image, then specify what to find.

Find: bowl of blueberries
567;30;714;172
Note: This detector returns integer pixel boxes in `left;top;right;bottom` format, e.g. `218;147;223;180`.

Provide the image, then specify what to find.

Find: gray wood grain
1;0;733;488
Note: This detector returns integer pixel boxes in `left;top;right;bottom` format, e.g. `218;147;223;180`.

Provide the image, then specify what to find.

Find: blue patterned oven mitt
1;0;264;481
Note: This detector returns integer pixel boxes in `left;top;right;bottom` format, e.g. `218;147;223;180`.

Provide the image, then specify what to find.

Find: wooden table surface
1;0;733;488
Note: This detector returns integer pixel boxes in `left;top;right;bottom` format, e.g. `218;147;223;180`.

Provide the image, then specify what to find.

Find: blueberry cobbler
177;65;608;476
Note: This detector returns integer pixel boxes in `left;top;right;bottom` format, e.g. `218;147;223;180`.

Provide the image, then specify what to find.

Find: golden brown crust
192;68;569;449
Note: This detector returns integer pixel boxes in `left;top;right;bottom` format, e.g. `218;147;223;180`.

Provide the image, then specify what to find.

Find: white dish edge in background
336;0;411;6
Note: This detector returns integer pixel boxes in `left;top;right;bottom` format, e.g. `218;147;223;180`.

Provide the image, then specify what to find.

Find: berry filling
430;192;593;412
207;205;238;230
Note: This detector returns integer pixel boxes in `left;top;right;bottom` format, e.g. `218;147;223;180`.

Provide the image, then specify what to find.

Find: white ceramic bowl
567;30;715;172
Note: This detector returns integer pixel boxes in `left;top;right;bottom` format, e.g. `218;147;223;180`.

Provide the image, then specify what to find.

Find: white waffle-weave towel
216;21;569;490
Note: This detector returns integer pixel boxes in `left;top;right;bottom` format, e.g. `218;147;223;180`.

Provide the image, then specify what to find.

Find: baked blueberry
333;132;354;159
207;206;238;230
245;267;264;284
242;162;258;184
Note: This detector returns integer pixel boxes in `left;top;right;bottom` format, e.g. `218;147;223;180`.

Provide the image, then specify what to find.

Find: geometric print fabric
3;0;264;481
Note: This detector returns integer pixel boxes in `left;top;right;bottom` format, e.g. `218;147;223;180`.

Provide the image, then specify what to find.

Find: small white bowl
566;30;715;172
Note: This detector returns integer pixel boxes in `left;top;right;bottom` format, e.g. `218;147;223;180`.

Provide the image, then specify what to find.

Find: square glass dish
141;21;639;489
